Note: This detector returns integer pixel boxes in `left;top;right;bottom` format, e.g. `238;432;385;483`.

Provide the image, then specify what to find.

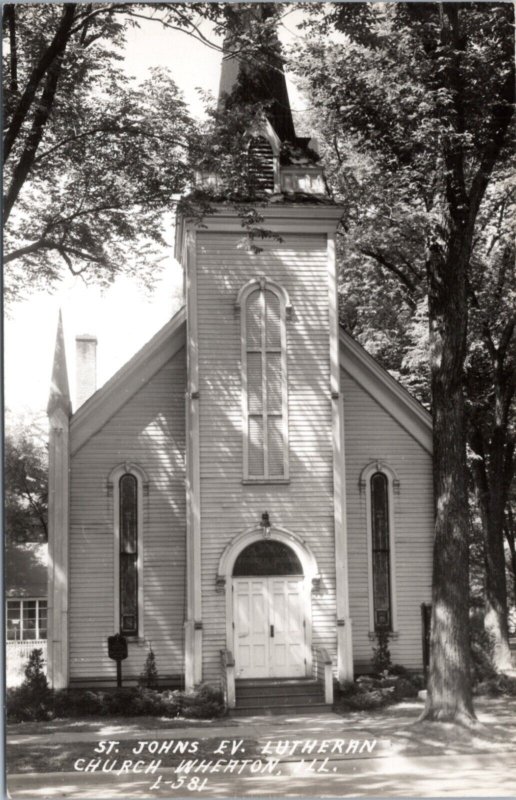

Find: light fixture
260;510;271;538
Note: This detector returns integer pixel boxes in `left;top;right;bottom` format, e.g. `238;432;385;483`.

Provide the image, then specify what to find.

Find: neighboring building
46;7;434;710
6;542;48;686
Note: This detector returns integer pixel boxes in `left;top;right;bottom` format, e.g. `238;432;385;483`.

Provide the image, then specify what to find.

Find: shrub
371;629;392;674
181;683;225;719
139;649;159;690
7;649;53;722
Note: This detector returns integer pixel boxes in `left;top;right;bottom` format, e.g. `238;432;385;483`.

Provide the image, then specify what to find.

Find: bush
9;681;226;723
371;629;392;674
139;649;159;690
181;683;225;719
7;649;53;722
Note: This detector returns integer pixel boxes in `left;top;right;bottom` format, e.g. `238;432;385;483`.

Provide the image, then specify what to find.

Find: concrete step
231;702;331;717
236;683;323;699
235;692;326;708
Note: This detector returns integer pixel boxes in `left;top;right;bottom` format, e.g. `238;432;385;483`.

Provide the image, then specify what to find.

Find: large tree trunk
420;223;476;723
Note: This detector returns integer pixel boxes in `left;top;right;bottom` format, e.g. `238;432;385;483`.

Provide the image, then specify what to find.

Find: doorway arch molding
217;524;320;587
218;525;320;676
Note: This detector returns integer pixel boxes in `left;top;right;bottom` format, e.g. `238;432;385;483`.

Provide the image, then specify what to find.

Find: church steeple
218;3;297;143
47;309;71;418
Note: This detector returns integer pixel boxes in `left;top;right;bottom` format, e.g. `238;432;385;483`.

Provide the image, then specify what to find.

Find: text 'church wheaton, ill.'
47;6;434;712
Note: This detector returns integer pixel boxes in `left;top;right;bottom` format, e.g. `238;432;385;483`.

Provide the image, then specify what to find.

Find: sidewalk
7;698;516;799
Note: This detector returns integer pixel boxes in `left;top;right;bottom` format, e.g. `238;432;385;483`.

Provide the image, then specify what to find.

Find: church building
47;8;434;711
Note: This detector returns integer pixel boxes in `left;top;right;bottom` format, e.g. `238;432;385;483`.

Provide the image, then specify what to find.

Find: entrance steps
233;677;330;716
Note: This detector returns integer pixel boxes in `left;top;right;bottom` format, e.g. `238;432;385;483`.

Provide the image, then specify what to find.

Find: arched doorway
231;539;309;679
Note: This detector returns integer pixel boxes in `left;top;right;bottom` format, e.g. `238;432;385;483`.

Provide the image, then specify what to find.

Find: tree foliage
5;420;48;544
294;1;515;721
2;3;225;303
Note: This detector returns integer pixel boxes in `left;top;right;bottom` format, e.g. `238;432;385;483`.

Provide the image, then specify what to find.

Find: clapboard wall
68;349;187;683
341;367;433;670
194;231;338;682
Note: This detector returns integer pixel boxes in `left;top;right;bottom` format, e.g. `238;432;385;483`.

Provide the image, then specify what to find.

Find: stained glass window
233;540;302;576
119;474;138;636
371;472;392;630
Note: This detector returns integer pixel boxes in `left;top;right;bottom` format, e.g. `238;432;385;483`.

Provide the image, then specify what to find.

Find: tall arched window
370;472;392;631
238;278;290;481
360;461;398;634
108;463;147;638
119;474;138;636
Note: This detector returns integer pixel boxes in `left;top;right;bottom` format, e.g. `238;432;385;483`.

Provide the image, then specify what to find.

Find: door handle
270;625;274;638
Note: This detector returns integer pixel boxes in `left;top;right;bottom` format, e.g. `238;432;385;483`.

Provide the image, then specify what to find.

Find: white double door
233;576;308;679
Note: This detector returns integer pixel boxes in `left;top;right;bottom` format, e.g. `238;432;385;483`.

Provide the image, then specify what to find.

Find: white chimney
75;334;97;408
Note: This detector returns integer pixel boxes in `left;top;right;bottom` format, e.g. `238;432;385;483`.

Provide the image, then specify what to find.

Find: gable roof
339;327;432;454
70;306;186;456
69;306;431;458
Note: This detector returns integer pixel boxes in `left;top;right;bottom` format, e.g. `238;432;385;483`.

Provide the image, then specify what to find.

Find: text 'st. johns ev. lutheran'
47;9;434;711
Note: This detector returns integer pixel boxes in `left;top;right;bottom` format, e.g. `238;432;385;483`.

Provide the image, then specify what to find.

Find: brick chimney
75;334;97;408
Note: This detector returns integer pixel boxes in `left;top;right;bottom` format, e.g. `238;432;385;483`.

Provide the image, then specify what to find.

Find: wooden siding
195;232;338;682
68;349;186;681
341;367;433;670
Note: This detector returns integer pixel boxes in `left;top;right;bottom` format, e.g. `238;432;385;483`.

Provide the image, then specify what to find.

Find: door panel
234;576;307;678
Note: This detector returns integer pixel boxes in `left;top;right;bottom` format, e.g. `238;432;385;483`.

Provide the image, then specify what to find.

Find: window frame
108;463;147;640
236;277;291;483
361;461;399;634
6;598;47;641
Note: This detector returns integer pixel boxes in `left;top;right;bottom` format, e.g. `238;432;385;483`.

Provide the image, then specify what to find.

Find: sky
4;7;310;419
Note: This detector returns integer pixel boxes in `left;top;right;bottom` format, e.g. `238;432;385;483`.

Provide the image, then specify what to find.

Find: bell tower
177;4;353;693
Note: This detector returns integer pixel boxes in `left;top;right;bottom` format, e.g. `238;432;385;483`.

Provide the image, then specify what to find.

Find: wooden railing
312;646;334;705
220;649;236;710
6;640;47;687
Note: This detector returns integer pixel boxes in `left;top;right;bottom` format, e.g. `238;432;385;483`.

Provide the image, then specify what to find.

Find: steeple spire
47;309;71;417
218;3;296;143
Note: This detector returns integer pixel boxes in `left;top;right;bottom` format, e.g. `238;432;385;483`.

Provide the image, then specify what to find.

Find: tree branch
3;3;77;164
4;49;67;224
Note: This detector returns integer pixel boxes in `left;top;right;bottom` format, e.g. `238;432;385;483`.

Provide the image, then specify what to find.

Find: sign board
107;633;128;662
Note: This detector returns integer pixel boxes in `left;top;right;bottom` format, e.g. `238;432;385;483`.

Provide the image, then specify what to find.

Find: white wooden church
47;8;434;711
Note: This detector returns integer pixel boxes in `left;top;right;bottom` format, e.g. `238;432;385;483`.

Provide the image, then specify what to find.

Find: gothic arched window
239;278;290;482
370;472;392;630
119;473;139;636
108;463;147;639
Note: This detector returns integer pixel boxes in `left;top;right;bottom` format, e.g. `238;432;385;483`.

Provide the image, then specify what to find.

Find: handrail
220;649;236;710
313;646;334;705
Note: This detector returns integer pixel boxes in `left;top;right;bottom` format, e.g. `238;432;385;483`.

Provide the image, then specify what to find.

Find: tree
5;421;48;544
294;2;514;722
2;3;226;303
467;180;515;671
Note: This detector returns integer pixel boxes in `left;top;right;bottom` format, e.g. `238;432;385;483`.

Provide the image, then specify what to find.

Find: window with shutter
241;280;289;481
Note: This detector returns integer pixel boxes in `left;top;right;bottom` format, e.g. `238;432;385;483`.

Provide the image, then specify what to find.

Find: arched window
370;472;392;630
233;540;303;577
239;278;289;481
108;463;147;638
248;136;275;193
119;474;138;636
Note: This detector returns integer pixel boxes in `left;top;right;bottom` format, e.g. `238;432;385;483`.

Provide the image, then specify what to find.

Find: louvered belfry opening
248;136;275;193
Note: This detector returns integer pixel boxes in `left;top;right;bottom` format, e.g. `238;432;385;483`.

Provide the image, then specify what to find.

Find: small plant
139;647;159;690
371;629;392;674
24;648;49;694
